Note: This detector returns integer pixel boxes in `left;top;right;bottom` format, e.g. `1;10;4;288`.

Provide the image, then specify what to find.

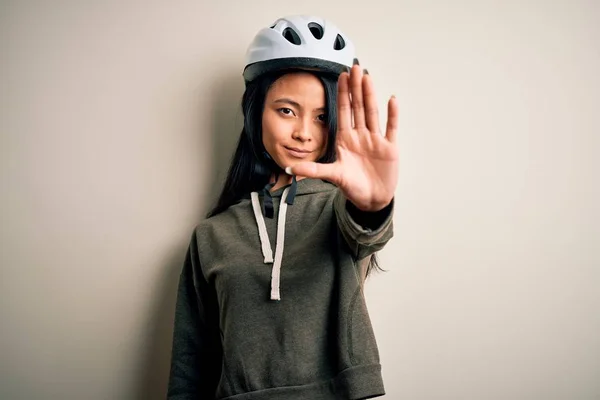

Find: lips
285;146;311;153
284;146;313;159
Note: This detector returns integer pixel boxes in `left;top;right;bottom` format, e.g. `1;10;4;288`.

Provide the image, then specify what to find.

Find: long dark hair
207;68;382;277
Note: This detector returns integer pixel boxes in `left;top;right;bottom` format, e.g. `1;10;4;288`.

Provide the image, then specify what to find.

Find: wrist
345;199;394;230
351;197;394;213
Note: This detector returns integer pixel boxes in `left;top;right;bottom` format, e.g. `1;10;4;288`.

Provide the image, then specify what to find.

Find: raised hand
288;64;399;212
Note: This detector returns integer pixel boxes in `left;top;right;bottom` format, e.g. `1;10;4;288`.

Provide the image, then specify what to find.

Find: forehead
266;72;325;102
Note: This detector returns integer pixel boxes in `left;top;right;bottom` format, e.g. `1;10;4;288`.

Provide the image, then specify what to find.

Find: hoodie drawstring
250;179;297;301
269;187;290;301
251;191;274;264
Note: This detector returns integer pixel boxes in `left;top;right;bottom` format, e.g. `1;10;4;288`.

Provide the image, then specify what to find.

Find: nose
291;120;312;142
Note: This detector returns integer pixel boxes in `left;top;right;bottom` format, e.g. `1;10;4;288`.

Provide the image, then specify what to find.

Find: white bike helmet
243;15;356;84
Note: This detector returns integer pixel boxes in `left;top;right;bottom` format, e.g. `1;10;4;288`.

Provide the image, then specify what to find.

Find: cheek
261;127;274;151
261;114;276;149
262;113;287;151
318;129;329;155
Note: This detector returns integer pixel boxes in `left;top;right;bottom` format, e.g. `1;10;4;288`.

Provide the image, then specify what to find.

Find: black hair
207;68;382;278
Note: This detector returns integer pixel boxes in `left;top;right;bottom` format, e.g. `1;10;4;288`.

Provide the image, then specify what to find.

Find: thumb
286;162;340;184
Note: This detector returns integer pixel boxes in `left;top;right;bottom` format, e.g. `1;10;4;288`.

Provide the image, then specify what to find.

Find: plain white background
1;1;599;399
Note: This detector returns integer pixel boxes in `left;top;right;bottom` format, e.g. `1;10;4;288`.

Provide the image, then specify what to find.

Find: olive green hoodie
167;178;394;399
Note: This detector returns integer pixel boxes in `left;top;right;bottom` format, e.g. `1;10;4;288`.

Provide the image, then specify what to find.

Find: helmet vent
283;28;301;45
308;22;324;39
334;34;346;50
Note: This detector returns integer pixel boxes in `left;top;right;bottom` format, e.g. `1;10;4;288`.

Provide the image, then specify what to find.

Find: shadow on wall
134;69;245;400
204;70;246;213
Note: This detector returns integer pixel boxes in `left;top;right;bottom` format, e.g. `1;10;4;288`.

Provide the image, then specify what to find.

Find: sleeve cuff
345;199;394;231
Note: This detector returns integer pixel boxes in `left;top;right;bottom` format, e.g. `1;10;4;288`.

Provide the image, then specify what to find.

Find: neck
270;173;305;192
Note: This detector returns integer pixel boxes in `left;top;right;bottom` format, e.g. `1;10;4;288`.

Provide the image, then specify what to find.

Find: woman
167;15;399;400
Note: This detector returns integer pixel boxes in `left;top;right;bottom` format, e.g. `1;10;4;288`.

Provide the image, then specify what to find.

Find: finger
385;95;399;143
286;162;341;185
337;72;352;132
350;64;366;129
362;71;380;134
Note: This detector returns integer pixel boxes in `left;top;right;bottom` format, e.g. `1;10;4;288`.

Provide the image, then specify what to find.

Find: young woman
167;15;399;400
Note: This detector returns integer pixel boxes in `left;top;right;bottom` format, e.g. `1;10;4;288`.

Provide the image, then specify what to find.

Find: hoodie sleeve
167;231;222;399
334;189;394;261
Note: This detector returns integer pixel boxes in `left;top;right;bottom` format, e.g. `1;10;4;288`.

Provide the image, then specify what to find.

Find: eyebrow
272;98;326;112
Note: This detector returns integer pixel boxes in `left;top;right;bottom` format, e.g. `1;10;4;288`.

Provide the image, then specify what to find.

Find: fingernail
353;58;359;66
285;166;293;175
363;68;369;75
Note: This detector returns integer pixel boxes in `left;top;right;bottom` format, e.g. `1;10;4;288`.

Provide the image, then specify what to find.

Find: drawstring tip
270;284;281;301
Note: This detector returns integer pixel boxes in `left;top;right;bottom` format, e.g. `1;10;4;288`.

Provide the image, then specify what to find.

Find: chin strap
260;170;298;218
285;174;298;205
261;176;277;219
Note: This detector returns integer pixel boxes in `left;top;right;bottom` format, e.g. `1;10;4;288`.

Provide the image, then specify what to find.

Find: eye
277;107;295;116
316;114;327;123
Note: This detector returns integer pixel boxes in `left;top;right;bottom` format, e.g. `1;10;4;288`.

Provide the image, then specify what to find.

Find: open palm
290;64;399;212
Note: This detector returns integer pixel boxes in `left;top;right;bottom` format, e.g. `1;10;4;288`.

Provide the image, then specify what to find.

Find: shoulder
191;198;259;251
195;199;251;234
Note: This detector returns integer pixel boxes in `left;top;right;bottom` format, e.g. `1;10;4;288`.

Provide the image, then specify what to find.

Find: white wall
1;1;598;399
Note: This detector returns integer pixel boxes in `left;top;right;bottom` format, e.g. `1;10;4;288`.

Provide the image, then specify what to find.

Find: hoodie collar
267;178;335;198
